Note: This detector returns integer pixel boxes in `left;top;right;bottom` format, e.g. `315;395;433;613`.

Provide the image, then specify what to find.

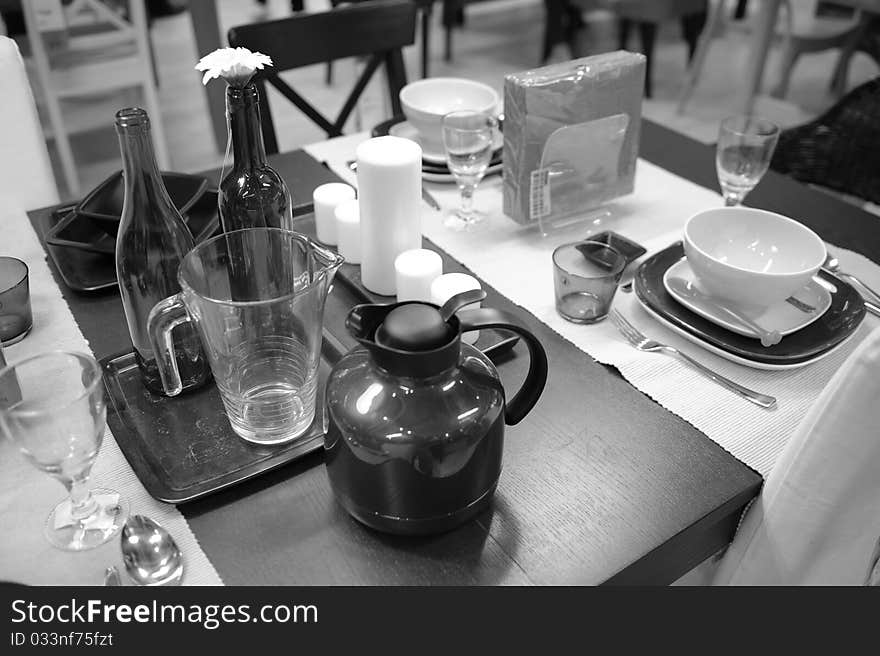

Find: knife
346;160;441;212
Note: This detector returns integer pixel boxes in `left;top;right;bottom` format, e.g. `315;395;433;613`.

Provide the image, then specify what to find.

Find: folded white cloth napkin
712;324;880;585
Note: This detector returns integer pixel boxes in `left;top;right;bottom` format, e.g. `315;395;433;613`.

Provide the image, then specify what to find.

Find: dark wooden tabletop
26;120;879;585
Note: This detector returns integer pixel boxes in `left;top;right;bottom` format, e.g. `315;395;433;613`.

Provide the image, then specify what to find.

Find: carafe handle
457;308;548;425
147;293;192;396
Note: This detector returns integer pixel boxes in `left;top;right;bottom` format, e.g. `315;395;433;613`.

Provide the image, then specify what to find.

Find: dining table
8;118;880;586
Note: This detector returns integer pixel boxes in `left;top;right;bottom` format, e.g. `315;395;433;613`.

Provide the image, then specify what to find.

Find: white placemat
308;137;880;477
0;203;223;586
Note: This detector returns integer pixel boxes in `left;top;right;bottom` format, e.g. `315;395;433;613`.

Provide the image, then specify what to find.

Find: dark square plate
584;230;647;265
634;242;866;367
46;190;221;256
77;170;208;236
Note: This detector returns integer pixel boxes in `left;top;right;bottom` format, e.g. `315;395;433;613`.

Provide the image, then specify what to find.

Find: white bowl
683;207;826;310
399;77;499;151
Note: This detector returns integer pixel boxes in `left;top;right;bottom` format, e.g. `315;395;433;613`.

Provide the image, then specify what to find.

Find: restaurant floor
41;0;880;203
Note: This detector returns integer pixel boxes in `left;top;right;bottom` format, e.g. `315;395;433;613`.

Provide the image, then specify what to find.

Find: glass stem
67;473;98;522
724;195;741;207
460;184;475;217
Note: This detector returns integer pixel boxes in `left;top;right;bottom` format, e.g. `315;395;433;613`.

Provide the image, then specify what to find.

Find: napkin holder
502;51;646;235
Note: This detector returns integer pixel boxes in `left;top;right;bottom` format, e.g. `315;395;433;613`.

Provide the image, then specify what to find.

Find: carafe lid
375;304;452;351
346;291;488;377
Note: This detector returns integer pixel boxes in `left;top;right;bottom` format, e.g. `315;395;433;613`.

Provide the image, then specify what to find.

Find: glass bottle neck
227;85;268;169
116;119;173;210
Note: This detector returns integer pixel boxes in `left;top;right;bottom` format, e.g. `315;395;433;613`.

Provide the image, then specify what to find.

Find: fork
609;311;777;409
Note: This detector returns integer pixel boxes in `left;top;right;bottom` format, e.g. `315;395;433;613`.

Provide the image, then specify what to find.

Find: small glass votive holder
552;241;626;324
0;257;32;345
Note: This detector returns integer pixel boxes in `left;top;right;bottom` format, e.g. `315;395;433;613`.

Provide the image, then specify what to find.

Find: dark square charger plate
46;189;221;257
634;242;866;366
45;199;315;293
101;336;340;504
78;170;208;235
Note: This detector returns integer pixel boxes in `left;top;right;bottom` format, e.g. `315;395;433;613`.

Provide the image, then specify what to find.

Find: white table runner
0;204;223;586
308;135;880;477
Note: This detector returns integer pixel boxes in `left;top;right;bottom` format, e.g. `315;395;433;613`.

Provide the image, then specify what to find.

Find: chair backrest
228;0;416;154
712;325;880;585
0;36;59;210
770;76;880;205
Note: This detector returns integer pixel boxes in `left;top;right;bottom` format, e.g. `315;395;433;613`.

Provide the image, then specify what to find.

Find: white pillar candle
313;182;355;245
395;249;443;303
356;136;422;295
334;198;361;264
430;273;482;345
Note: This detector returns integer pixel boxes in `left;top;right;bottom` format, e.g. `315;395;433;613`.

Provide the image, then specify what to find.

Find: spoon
121;515;184;586
666;277;782;347
823;253;880;305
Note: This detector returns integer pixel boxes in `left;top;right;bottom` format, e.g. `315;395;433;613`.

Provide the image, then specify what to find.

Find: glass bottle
114;107;211;396
219;83;293;233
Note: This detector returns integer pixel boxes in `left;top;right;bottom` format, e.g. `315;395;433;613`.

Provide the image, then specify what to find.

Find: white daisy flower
195;47;273;88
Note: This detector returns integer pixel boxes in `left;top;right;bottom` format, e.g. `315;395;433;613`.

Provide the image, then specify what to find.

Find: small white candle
335;199;361;264
313;182;355;245
356;136;423;296
430;273;482;345
395;249;443;303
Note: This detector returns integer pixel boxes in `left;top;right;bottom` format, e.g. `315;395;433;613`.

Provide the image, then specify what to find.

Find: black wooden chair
329;0;433;79
227;0;416;155
770;76;880;206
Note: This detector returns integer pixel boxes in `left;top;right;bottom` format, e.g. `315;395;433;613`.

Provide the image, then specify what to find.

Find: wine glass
715;115;780;206
0;351;128;550
441;110;497;230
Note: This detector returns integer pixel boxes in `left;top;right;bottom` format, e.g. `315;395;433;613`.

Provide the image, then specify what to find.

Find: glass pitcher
147;228;343;445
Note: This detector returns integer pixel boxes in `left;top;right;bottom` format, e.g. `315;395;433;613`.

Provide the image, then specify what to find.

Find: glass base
0;322;32;346
444;208;487;232
43;487;128;551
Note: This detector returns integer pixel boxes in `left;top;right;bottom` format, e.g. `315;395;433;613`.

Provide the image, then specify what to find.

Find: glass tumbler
148;228;343;445
0;257;32;346
553;241;626;323
0;351;128;550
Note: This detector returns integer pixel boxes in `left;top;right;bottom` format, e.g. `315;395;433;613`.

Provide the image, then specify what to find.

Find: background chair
679;0;862;113
20;0;167;197
711;325;880;584
329;0;433;79
0;35;58;211
228;0;416;156
541;0;708;98
769;76;880;206
600;0;709;98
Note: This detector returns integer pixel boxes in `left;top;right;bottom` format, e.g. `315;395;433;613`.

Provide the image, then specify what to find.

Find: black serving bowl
77;170;209;236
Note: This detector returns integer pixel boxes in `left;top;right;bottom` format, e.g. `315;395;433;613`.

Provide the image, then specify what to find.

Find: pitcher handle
457;308;548;426
147;293;191;397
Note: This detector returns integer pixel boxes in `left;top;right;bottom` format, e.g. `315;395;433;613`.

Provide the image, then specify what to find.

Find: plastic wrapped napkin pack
502;50;647;229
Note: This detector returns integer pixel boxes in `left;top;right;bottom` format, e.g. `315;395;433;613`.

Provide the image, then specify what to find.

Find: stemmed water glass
441;110;497;230
715;115;780;206
0;351;128;550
